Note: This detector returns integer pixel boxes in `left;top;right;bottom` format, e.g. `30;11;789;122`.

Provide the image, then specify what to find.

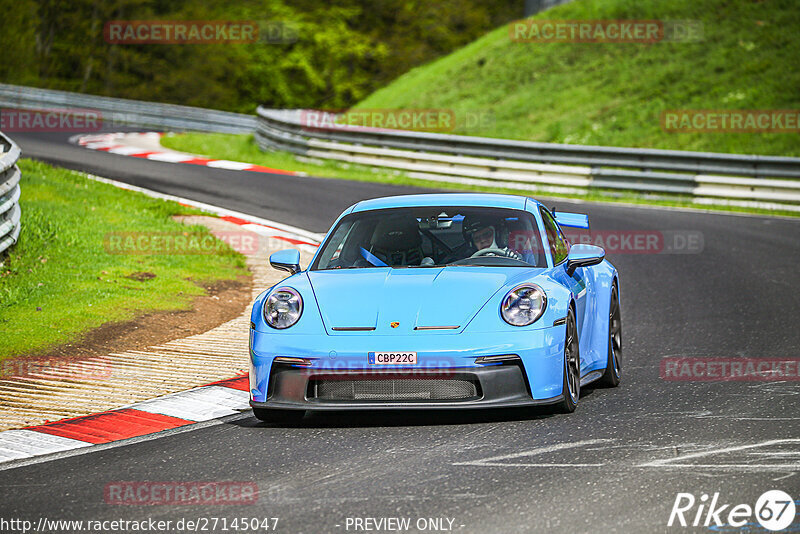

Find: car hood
307;267;541;335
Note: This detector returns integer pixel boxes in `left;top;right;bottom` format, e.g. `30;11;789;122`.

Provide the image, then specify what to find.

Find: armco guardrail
255;108;800;209
0;132;22;255
2;85;797;209
0;84;255;134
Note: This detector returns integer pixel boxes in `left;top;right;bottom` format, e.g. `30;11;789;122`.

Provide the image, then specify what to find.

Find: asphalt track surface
2;130;799;533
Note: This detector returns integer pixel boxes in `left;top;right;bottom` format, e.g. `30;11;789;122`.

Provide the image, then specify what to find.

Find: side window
539;208;570;265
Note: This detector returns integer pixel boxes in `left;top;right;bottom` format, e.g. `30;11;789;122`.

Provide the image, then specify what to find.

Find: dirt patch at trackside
14;275;253;363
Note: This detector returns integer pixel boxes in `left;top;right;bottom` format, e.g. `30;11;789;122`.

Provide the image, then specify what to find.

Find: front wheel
597;281;621;388
555;308;580;413
253;407;305;424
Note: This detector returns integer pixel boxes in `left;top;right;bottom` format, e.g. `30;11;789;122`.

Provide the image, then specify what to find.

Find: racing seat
368;216;424;266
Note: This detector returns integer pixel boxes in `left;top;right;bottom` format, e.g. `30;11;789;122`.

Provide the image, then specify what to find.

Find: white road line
461;463;608;468
173;386;250;409
0;430;92;461
84;142;121;150
0;447;32;461
107;146;149;156
206;160;255;170
638;438;800;469
453;438;613;467
134;398;238;421
131;386;250;422
146;152;194;162
640;464;800;471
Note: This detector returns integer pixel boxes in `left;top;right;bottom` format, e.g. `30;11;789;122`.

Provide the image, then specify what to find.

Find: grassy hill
355;0;800;156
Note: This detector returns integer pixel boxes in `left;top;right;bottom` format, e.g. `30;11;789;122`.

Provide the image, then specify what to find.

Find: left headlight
500;284;546;326
263;287;303;329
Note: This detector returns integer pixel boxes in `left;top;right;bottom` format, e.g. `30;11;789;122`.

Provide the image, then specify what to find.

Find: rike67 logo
669;490;796;531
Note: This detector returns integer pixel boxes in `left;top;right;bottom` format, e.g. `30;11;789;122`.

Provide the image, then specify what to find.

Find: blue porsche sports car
249;193;621;422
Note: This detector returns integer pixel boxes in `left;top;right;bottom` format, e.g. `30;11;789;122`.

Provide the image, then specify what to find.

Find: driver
462;216;522;260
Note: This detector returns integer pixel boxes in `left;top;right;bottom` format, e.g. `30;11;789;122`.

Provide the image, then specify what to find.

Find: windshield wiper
405;264;443;268
446;257;532;267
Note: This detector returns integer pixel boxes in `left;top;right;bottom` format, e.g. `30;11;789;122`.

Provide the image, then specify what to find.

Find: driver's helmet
462;214;505;250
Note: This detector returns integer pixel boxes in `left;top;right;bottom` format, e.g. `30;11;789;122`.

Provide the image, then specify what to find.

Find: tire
253;408;305;424
555;308;580;413
597;281;621;388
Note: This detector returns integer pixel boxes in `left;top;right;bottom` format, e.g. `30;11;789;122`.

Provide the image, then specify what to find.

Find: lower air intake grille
309;378;479;401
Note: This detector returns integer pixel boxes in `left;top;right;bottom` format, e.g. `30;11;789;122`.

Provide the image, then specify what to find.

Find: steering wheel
471;247;509;258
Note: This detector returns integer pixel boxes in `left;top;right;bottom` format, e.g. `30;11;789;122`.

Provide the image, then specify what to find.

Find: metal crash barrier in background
0;83;798;213
0;83;255;134
255;108;800;211
0;132;21;254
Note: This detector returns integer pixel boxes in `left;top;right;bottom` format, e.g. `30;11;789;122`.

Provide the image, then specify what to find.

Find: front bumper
249;326;567;410
250;363;563;411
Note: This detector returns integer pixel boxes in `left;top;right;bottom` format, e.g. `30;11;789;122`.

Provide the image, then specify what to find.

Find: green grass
0;159;249;359
161;132;800;218
354;0;800;157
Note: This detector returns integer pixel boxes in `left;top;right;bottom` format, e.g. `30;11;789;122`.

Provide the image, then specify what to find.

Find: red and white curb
0;376;249;464
87;172;324;253
74;132;299;176
217;214;320;253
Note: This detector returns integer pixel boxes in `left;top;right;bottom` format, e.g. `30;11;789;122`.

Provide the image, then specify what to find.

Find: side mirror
270;249;301;275
566;244;605;276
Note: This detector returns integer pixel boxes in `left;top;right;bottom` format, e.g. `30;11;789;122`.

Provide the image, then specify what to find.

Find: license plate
368;352;418;365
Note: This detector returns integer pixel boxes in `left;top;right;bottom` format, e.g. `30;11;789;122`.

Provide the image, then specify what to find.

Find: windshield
311;206;546;270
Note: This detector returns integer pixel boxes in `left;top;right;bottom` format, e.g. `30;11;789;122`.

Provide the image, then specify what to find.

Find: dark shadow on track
231;405;561;429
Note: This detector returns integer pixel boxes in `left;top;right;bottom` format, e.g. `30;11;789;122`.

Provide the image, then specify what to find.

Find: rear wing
554;212;590;230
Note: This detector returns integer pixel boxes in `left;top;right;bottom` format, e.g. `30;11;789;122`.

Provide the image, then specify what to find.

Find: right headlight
500;284;546;326
263;287;303;329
